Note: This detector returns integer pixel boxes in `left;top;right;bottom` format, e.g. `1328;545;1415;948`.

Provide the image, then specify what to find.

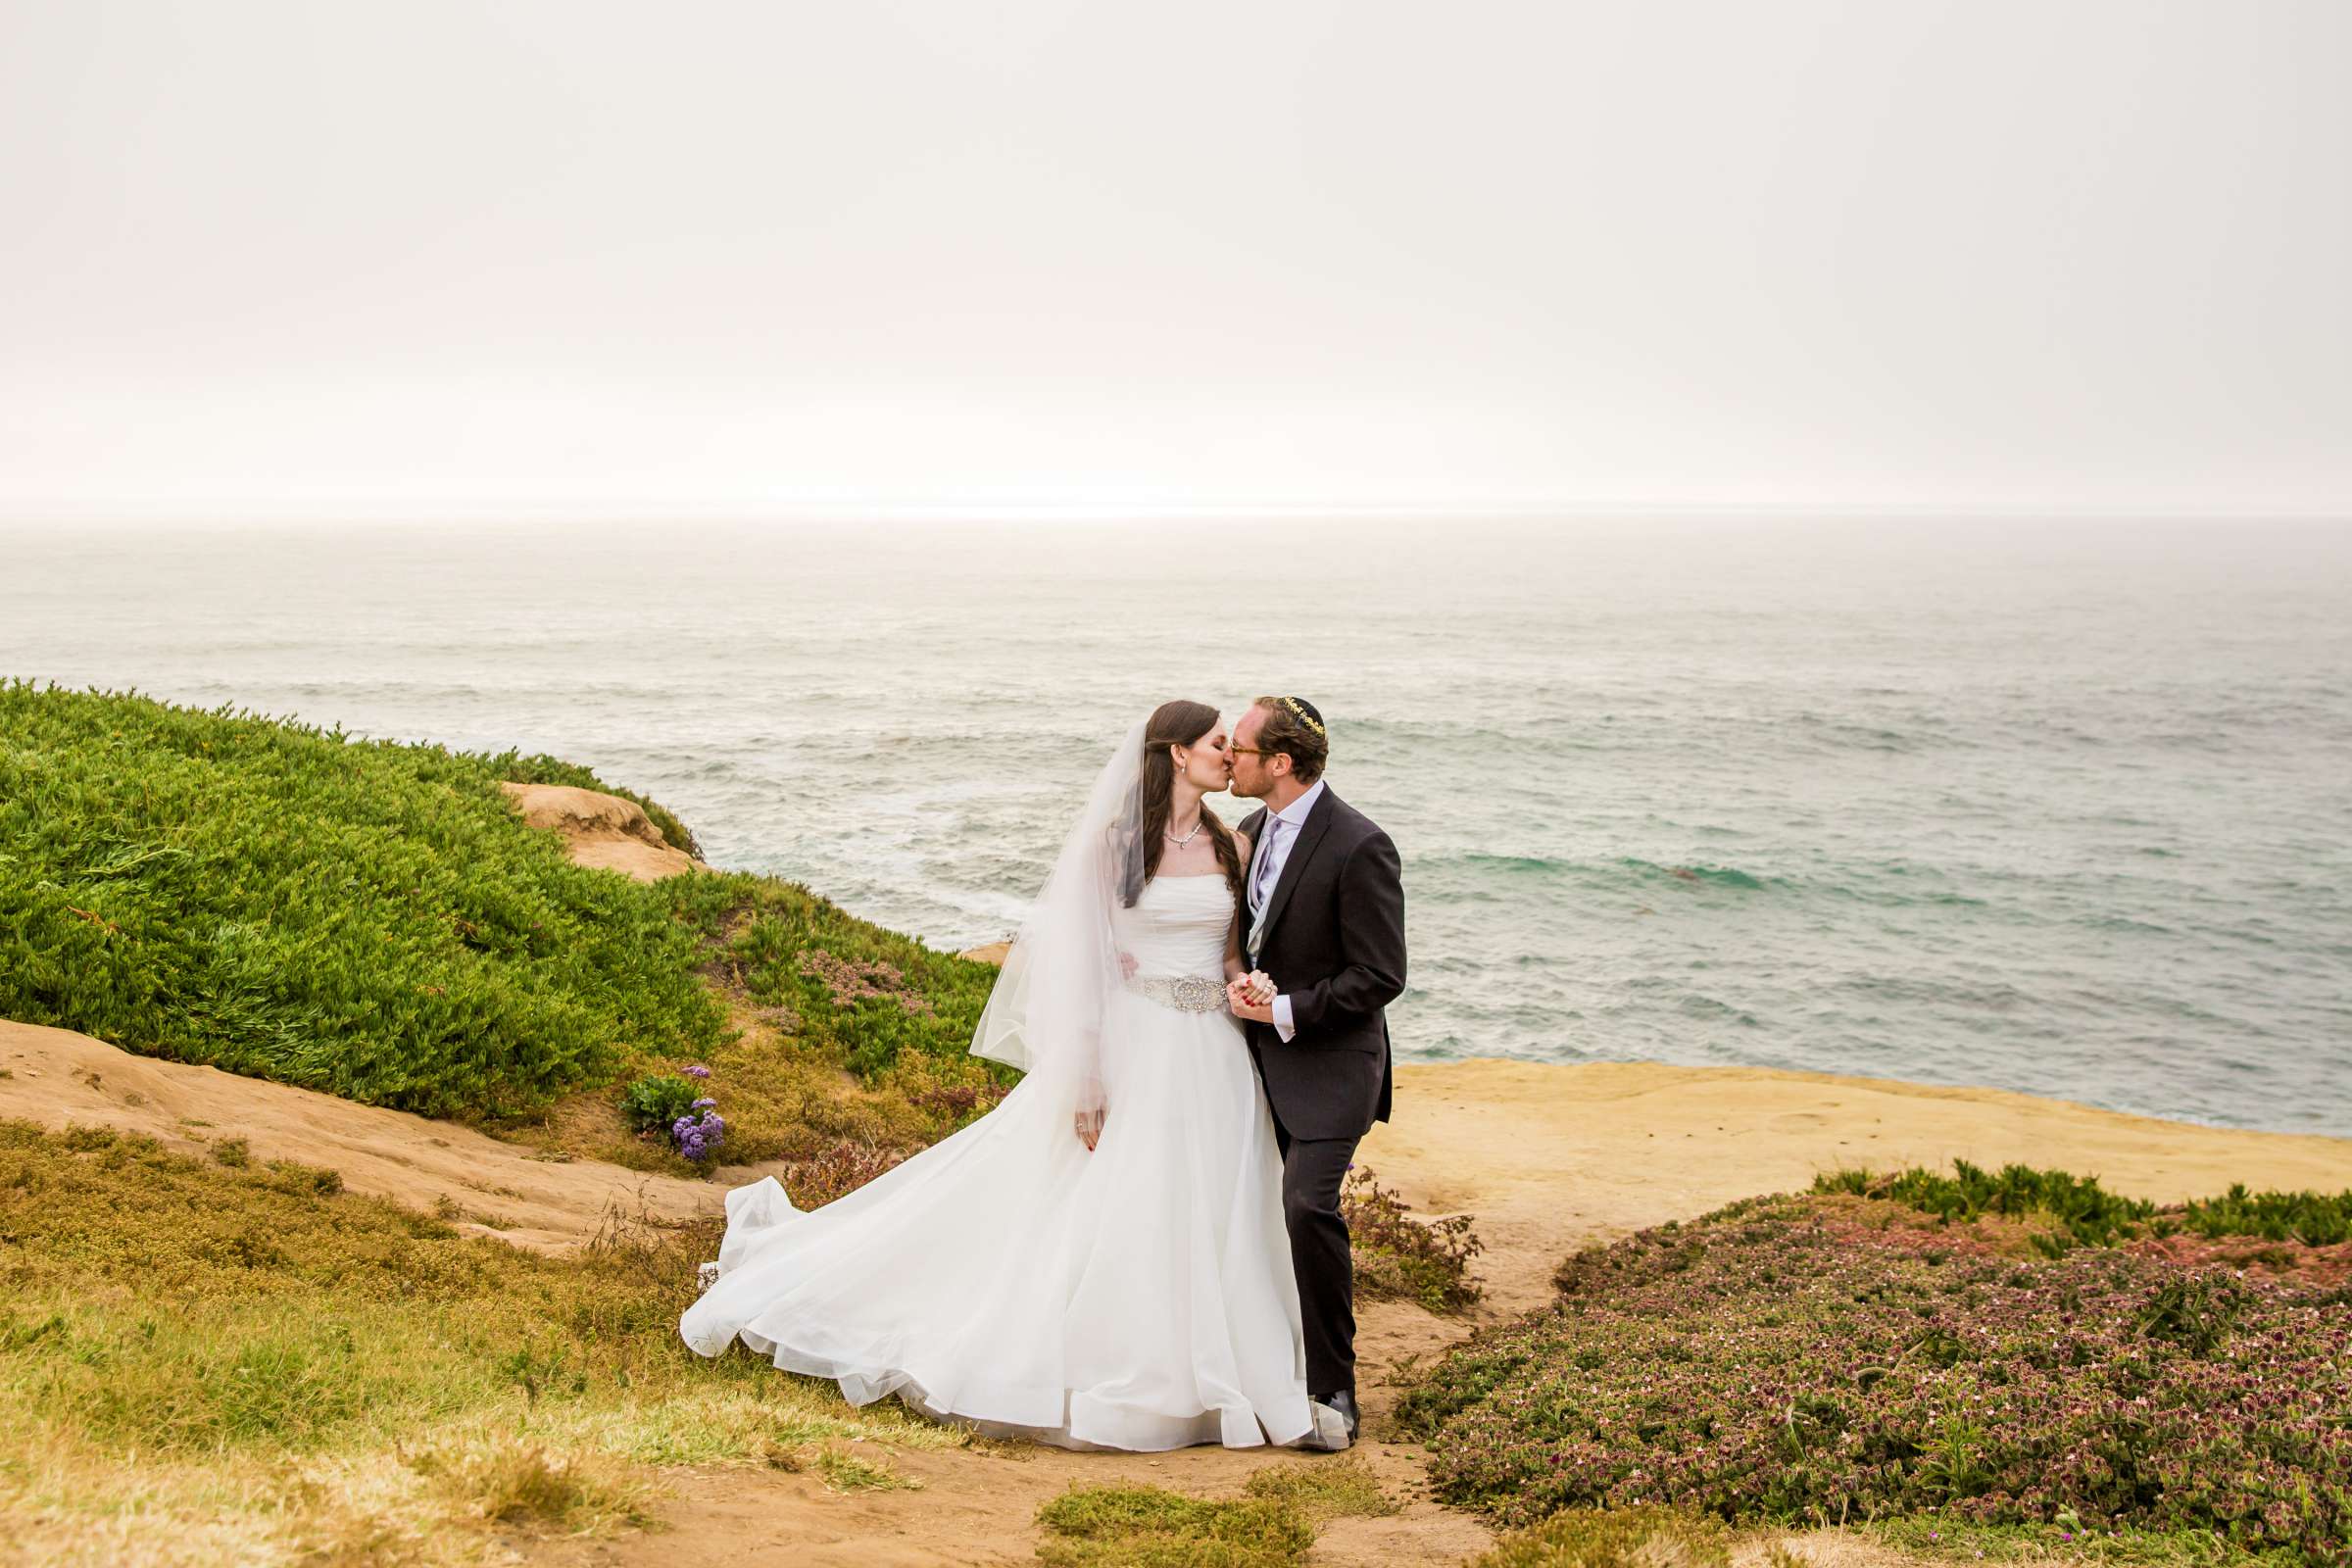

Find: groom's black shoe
1305;1389;1359;1449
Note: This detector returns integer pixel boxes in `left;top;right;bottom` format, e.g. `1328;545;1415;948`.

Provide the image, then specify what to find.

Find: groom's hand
1227;976;1276;1024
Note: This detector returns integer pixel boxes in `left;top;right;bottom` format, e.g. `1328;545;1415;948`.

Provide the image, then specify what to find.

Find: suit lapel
1253;788;1335;956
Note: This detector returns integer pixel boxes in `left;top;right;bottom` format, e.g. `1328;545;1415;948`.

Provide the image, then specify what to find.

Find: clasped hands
1117;950;1275;1024
1226;969;1276;1024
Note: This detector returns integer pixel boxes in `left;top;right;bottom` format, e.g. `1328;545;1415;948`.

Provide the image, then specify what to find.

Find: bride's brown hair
1122;700;1246;909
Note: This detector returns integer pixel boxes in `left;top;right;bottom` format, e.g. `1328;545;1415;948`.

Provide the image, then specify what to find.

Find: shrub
782;1139;911;1209
1343;1165;1483;1313
1816;1161;2352;1251
619;1074;700;1138
668;872;1002;1081
1396;1191;2351;1564
1812;1159;2158;1247
2181;1184;2352;1248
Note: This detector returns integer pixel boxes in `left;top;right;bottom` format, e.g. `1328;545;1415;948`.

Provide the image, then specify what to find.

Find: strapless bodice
1110;875;1235;981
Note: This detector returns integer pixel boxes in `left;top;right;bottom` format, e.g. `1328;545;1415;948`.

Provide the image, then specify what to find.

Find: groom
1225;696;1405;1451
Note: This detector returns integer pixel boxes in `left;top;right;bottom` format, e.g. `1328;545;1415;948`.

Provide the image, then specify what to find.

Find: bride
679;701;1339;1452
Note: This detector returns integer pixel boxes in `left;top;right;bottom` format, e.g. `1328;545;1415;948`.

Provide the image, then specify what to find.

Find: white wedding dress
678;871;1314;1451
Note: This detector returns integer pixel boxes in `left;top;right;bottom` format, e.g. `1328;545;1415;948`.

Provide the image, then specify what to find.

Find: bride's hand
1118;951;1139;980
1226;975;1276;1024
1074;1105;1104;1151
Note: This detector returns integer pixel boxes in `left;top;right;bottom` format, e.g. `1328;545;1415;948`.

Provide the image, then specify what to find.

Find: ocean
5;514;2348;1136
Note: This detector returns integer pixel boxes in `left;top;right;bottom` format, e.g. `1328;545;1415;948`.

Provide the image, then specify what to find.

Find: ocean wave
1620;858;1769;891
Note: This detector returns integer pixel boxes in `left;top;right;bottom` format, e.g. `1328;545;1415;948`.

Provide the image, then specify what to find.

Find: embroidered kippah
1278;696;1326;739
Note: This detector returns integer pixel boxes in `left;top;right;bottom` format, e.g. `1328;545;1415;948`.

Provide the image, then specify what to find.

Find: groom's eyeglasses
1228;748;1275;758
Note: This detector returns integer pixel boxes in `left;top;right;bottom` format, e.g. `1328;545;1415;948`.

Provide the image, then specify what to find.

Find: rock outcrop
499;781;704;882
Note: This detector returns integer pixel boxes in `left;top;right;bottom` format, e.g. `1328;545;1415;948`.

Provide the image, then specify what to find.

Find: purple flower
684;1064;710;1079
669;1103;728;1162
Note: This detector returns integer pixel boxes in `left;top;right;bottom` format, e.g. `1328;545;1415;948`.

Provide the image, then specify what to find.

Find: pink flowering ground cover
1394;1190;2352;1564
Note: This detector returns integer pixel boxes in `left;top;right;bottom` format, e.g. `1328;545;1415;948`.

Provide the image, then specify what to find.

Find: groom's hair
1250;696;1328;783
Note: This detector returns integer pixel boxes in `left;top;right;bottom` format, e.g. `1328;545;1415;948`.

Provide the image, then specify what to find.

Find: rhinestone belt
1125;973;1229;1013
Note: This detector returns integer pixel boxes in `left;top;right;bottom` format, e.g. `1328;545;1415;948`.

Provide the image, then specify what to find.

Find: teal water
5;514;2347;1134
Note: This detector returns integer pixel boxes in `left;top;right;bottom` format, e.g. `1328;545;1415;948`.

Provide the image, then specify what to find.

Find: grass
1866;1514;2314;1567
804;1439;921;1494
0;1117;983;1566
1035;1457;1392;1567
1236;1452;1398;1525
1466;1503;1736;1567
1037;1485;1313;1568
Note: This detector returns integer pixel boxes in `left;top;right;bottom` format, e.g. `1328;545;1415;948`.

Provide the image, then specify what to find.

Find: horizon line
5;498;2350;528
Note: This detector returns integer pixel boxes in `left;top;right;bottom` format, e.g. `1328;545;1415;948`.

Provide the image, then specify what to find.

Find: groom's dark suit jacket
1236;787;1404;1143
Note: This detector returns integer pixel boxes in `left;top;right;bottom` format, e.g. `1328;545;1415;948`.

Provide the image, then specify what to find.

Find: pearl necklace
1165;815;1205;849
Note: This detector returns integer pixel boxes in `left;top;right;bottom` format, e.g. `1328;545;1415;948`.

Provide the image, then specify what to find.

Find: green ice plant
0;681;725;1120
0;681;1005;1142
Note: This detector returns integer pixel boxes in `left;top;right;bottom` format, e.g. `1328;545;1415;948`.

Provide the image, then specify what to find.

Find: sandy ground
499;780;706;883
0;1017;723;1250
8;1015;2348;1566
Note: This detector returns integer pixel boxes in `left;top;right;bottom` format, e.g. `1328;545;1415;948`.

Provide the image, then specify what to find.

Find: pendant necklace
1166;815;1204;849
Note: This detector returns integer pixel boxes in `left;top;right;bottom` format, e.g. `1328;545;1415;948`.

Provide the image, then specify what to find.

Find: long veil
967;715;1149;1120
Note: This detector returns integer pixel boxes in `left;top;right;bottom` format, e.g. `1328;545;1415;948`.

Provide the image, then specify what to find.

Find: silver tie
1251;815;1282;913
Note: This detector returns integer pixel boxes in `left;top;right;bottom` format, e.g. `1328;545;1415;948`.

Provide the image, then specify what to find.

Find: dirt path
0;1018;745;1251
9;1022;2347;1566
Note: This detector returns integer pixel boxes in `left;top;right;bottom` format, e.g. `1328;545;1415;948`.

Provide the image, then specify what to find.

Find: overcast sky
2;0;2347;519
